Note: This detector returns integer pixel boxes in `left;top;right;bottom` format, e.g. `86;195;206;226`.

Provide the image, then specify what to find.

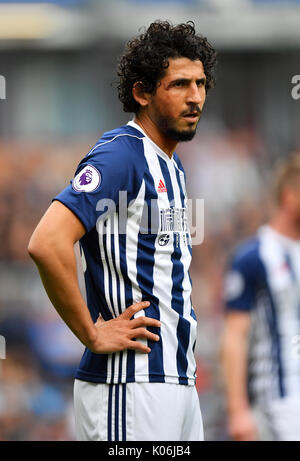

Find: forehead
162;57;205;80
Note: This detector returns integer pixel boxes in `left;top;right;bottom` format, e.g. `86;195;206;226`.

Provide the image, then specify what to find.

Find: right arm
28;200;160;354
221;311;258;441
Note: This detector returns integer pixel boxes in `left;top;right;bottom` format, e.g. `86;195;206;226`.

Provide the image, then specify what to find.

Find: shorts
74;379;204;441
252;397;300;441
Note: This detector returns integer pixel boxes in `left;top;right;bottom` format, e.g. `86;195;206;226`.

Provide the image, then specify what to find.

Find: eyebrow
167;77;207;87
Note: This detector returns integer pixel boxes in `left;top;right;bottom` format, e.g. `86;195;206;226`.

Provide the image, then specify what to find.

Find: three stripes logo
157;179;167;193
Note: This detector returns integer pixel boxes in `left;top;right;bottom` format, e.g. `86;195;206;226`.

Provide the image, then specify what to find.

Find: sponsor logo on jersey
72;165;101;192
157;179;167;193
159;208;188;232
158;234;170;246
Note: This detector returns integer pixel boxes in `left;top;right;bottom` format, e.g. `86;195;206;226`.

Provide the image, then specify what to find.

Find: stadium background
0;0;300;441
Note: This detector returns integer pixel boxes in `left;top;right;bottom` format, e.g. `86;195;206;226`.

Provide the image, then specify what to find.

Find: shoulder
86;125;145;163
72;125;147;195
74;125;147;179
228;236;263;275
224;236;265;308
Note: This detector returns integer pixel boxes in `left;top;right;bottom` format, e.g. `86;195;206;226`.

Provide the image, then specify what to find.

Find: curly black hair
117;20;217;114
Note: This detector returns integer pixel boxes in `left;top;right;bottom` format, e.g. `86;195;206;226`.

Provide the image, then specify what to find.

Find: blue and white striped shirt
224;225;300;404
54;121;197;386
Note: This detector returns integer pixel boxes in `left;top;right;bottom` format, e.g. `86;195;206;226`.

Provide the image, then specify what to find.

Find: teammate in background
28;21;217;441
221;153;300;441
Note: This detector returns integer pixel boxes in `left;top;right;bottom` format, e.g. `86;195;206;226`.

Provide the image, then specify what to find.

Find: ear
132;81;151;108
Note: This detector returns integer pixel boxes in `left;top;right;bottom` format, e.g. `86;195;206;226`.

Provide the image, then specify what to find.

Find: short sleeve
53;135;145;233
224;242;260;312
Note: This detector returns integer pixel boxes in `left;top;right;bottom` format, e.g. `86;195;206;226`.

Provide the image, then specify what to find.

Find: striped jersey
54;120;197;386
224;225;300;405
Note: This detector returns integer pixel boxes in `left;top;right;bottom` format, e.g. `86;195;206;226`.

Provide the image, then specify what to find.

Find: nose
187;82;205;105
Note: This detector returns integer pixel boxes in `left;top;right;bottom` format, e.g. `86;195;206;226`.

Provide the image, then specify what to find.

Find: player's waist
75;368;197;386
77;342;197;386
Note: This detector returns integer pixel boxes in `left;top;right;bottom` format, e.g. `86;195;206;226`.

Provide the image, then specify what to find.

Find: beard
163;124;198;141
155;110;201;142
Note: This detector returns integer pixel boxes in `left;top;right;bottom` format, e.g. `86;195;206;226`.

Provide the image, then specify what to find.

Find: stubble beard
156;114;200;142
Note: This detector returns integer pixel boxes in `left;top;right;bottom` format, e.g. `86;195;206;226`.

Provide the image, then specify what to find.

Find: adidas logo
157;179;167;193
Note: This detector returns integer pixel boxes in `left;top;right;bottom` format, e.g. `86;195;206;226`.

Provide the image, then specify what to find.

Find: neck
134;112;177;158
270;210;300;240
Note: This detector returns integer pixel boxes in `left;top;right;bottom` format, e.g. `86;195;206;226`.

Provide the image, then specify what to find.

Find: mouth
183;112;200;123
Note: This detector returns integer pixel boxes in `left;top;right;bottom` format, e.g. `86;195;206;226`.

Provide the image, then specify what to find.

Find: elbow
27;232;49;263
27;235;40;262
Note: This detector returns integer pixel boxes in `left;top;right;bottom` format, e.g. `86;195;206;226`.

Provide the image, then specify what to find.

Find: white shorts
74;379;204;441
252;397;300;441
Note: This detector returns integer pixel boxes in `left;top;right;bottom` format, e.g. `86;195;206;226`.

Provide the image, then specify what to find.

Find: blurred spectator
0;349;75;440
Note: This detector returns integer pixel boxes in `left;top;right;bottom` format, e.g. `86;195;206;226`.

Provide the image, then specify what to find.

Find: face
147;57;207;142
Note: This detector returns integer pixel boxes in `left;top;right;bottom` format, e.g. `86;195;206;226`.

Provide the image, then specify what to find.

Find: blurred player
222;153;300;441
28;21;217;441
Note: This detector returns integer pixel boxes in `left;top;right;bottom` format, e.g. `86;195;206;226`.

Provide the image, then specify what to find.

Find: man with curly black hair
28;20;217;441
118;21;216;142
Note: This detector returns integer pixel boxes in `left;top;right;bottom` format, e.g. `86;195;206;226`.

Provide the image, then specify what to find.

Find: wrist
84;325;99;350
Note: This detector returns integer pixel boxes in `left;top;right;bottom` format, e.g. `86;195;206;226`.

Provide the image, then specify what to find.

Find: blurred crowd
0;122;298;440
0;139;87;440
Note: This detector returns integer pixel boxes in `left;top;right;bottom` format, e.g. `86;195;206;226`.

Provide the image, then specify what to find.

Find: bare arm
221;311;258;441
28;200;160;354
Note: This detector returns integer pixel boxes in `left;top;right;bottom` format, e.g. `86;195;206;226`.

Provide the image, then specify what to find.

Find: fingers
119;301;150;320
129;327;160;342
126;340;151;354
130;316;161;329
